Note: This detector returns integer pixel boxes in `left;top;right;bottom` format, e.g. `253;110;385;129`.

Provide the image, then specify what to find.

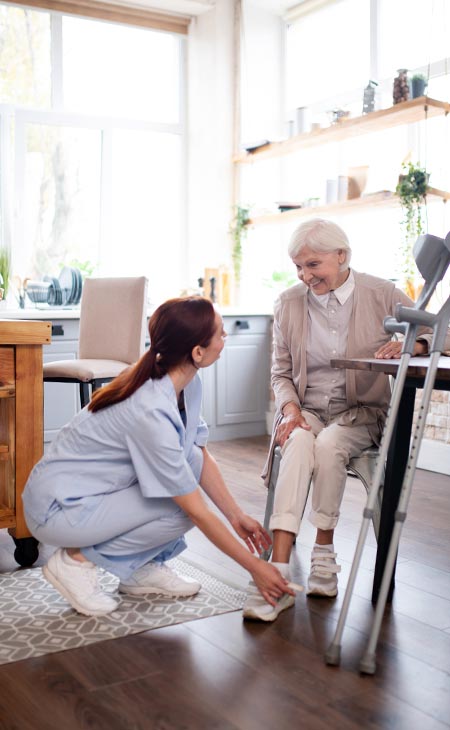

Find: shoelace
310;551;341;578
78;563;103;591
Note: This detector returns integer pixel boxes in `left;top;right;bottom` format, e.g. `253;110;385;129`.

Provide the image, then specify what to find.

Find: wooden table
331;356;450;604
0;319;51;565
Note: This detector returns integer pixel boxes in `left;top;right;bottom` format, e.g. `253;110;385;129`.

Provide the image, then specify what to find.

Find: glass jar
393;69;410;105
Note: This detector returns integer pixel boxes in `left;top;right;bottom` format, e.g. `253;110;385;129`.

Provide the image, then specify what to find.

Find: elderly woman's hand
275;405;311;448
375;340;428;359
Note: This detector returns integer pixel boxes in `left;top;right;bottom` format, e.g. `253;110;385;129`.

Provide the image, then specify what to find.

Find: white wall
185;0;285;297
186;0;235;291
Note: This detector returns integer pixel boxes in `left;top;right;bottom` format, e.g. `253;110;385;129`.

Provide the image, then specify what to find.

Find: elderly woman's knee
284;425;315;450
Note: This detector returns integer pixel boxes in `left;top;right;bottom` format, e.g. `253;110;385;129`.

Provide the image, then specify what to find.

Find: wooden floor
1;436;449;729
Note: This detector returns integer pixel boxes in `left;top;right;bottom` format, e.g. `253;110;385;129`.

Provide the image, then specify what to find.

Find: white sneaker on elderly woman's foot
307;544;341;598
243;581;295;622
119;562;201;597
43;548;118;616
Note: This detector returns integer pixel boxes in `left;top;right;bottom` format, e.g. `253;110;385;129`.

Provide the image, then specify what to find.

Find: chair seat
43;359;130;382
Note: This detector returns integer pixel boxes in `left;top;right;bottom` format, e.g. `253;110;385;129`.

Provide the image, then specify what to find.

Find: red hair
89;296;216;412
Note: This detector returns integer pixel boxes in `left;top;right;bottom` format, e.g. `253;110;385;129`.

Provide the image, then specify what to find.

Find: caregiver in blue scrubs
23;296;292;617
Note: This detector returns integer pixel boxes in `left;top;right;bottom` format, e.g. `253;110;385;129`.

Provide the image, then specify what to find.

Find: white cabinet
203;315;271;441
43;319;80;443
41;314;271;443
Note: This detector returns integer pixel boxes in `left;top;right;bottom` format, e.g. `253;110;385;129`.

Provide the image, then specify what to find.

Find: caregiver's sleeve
125;407;198;498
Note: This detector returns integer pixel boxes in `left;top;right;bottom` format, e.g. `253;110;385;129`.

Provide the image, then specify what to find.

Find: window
378;0;450;78
0;5;51;108
0;4;185;306
285;0;370;111
62;17;180;123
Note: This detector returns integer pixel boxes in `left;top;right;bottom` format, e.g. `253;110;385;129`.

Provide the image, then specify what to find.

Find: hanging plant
229;204;250;283
395;161;429;284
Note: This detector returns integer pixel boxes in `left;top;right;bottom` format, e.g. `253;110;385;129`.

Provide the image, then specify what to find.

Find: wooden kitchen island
0;319;51;566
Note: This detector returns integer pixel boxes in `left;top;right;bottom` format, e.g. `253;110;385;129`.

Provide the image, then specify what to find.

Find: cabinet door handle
235;320;250;330
51;324;64;336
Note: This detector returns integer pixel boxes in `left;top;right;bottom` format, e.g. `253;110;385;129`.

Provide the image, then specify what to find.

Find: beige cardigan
262;270;449;484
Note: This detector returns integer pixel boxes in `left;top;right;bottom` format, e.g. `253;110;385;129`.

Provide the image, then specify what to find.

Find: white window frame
0;5;187;291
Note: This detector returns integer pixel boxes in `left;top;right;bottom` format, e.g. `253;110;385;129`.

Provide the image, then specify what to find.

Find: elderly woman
243;218;450;622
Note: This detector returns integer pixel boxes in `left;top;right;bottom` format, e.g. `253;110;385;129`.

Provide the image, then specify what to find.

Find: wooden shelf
248;187;450;226
234;97;450;164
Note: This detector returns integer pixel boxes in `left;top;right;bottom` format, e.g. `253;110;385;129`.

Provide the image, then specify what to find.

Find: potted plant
229;204;250;285
263;270;297;295
395;161;429;297
0;246;11;303
411;73;427;99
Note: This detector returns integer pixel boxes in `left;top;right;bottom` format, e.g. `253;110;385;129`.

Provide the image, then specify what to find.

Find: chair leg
79;382;91;409
261;447;282;561
347;455;384;541
262;445;309;560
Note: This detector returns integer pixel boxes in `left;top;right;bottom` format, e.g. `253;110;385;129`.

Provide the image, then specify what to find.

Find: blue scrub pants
25;486;194;581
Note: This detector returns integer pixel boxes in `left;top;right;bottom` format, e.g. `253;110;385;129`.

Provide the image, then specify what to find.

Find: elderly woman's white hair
288;218;352;271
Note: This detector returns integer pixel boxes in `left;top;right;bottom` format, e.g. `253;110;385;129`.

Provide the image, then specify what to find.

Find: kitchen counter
0;305;274;320
0;307;81;319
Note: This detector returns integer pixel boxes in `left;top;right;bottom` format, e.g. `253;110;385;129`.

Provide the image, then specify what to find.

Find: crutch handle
394;304;437;327
384;316;407;335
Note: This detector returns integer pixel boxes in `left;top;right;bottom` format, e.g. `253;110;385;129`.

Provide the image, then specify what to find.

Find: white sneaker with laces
307;545;341;597
243;581;295;622
42;548;119;617
119;562;201;597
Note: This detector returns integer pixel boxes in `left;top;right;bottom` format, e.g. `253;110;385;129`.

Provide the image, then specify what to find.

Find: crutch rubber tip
324;643;341;666
359;653;376;675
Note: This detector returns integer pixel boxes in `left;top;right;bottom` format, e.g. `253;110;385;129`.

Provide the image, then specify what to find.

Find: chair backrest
78;277;148;364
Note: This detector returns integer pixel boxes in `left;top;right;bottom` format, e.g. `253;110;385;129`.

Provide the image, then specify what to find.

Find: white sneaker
119;562;201;597
307;546;341;598
243;581;295;622
43;548;119;617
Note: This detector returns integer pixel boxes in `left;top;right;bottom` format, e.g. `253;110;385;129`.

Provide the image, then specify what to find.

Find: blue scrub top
23;373;208;527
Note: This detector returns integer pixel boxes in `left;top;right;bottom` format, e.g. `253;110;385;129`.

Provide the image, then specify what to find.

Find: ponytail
89;296;215;413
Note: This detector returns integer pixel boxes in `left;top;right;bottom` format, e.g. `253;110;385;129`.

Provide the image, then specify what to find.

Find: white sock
271;561;291;579
313;543;334;552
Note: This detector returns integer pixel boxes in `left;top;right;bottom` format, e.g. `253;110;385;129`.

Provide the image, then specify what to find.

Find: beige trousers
269;410;374;534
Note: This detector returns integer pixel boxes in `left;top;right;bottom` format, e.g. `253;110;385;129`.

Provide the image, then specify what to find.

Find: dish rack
25;280;51;304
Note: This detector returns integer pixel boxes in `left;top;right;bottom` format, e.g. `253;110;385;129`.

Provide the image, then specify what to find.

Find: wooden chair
43;277;148;408
262;444;383;560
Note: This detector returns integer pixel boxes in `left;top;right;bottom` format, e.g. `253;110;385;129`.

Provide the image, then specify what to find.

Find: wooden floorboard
0;435;449;729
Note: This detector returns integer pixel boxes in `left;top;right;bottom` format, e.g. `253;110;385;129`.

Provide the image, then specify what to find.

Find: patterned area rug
0;558;246;665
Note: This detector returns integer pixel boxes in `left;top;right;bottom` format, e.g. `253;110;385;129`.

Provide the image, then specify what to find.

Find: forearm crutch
325;232;450;673
358;295;450;674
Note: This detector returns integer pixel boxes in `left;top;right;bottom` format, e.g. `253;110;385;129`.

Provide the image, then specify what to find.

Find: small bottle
362;80;378;114
209;276;216;303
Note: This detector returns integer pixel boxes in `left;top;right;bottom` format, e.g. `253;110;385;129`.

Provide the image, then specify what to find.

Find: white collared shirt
303;270;355;416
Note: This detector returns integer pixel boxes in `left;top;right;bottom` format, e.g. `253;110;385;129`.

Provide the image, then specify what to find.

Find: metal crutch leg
359;349;444;674
324;349;414;666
